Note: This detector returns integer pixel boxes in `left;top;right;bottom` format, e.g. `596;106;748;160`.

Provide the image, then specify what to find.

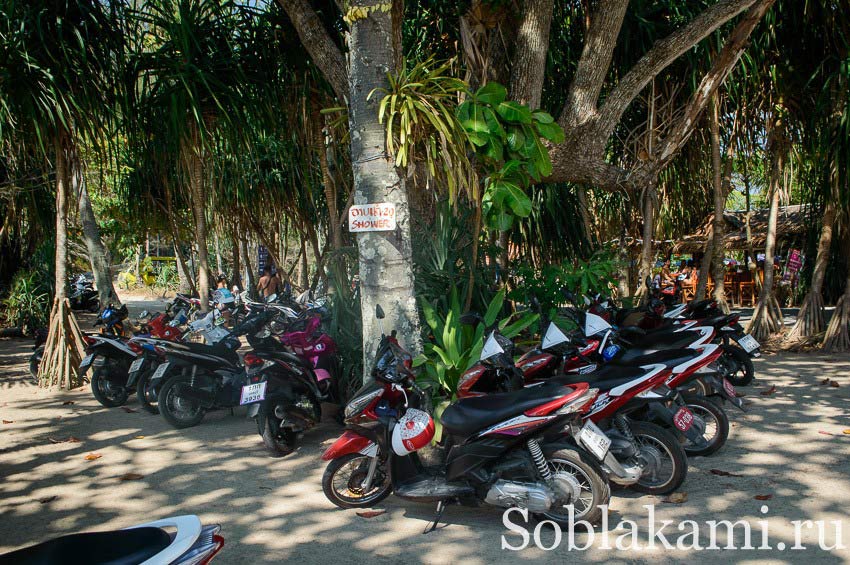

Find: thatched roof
674;205;808;253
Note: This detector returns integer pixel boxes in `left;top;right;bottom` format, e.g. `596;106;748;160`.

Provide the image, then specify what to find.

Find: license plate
579;420;611;461
673;407;694;432
150;362;170;382
129;358;144;373
737;334;760;353
79;354;94;370
722;378;736;398
240;382;267;405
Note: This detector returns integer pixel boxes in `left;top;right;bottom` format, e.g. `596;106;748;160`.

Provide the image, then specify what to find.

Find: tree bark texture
348;0;423;374
183;122;211;310
509;0;555;109
75;162;119;308
710;96;733;313
823;237;850;352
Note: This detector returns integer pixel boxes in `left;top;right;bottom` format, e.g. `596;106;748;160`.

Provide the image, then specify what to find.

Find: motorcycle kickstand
423;499;450;535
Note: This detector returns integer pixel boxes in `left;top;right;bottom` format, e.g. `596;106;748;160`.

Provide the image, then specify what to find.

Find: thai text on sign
348;202;397;232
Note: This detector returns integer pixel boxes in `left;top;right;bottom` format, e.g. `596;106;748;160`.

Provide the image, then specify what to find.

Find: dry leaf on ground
118;473;144;481
121;407;137;413
664;492;688;504
38;496;58;504
61;400;75;405
760;385;777;396
84;453;102;461
2;420;13;424
710;469;743;477
754;494;773;501
356;510;387;518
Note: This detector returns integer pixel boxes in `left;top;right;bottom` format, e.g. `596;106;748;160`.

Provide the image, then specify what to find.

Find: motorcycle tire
628;421;688;496
322;452;392;509
135;370;160;414
90;368;130;407
537;447;611;527
29;347;43;385
158;373;207;429
87;299;101;313
720;344;754;386
681;395;729;457
257;411;297;457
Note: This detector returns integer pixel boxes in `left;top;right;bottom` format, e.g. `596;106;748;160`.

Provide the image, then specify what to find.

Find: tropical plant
415;288;538;400
2;270;50;333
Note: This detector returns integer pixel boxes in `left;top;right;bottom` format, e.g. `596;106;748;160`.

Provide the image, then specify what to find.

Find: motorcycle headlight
344;388;383;419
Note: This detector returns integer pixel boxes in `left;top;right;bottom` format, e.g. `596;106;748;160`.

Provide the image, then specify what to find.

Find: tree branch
639;0;776;181
598;0;758;136
559;0;629;129
509;0;555;109
277;0;349;103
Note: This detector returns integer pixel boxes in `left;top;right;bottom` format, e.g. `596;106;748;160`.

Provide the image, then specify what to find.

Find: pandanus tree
129;0;253;311
0;0;122;388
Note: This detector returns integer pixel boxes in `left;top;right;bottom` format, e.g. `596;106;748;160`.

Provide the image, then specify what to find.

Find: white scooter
0;515;223;564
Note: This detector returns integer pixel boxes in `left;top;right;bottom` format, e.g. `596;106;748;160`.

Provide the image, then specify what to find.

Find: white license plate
240;382;267;405
79;354;94;369
737;334;760;353
151;362;170;381
579;420;611;461
129;358;144;373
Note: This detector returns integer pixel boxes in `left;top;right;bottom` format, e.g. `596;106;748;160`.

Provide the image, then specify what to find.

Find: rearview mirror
376;304;385;319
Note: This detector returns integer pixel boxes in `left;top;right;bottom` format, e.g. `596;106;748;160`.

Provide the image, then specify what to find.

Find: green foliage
414;288;538;400
457;82;564;231
2;270;50;332
508;252;621;314
325;258;364;403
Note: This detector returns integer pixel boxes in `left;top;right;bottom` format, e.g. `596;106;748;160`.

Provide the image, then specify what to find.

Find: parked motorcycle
0;515;223;564
27;327;49;384
68;273;100;313
246;315;341;456
321;305;611;528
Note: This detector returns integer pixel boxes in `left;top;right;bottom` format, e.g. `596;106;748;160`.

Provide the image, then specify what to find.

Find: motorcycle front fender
246;403;261;419
321;430;377;461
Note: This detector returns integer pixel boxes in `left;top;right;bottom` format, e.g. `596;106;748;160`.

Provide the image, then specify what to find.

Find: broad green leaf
501;312;540;338
484;288;506;326
535;121;565;143
506;129;526;151
475;82;507;106
495;101;533;124
532;111;554;124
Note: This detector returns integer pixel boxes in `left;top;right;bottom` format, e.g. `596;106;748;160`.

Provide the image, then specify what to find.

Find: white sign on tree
348;202;396;232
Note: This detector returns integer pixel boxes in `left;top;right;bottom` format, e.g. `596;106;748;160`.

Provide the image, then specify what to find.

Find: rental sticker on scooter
348;203;396;232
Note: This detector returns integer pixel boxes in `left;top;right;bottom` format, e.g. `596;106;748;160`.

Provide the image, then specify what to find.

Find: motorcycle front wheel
628;421;688;495
537;447;610;527
257;411;296;457
322;453;392;509
158;373;207;429
90;368;129;407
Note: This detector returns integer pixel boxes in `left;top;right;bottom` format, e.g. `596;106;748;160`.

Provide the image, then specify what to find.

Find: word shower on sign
348;203;396;232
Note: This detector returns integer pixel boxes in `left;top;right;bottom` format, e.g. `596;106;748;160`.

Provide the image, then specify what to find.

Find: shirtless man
257;266;281;299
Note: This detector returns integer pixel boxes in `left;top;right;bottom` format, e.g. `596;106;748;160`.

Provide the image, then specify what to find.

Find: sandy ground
2;321;850;563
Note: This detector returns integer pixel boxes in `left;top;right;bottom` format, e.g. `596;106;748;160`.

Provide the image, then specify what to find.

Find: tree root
786;291;824;342
823;292;850;353
37;299;85;389
747;291;783;342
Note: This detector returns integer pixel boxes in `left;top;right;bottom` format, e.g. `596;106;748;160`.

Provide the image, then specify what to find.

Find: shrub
2;270;50;333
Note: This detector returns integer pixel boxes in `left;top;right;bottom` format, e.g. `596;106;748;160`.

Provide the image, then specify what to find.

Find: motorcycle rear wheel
681;395;729;456
158;373;207;429
322;453;391;509
91;369;129;407
257;412;296;457
628;421;688;495
135;370;160;414
720;344;754;386
537;447;610;527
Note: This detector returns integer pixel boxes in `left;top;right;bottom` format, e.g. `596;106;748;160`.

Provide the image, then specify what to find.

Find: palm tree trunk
788;201;836;341
636;183;656;303
39;131;85;389
709;96;732;313
240;229;256;299
823;232;850;352
695;232;713;301
747;120;786;340
348;0;422;373
183;124;210;310
75;161;119;307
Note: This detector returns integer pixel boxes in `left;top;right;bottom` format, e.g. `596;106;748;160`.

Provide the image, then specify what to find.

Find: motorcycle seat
618;332;698;360
168;341;240;364
551;365;651;392
700;314;729;328
440;384;573;437
609;348;700;370
0;527;171;565
687;299;713;311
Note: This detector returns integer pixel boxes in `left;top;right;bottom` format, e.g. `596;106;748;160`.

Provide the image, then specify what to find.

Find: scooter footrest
394;478;474;501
